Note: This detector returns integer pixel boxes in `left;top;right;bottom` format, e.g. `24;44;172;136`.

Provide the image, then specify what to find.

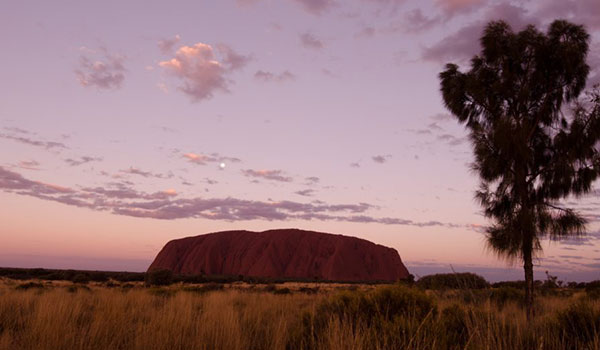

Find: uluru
148;229;410;282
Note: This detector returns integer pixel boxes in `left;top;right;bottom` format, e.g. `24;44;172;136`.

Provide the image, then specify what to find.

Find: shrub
490;286;524;308
263;284;277;293
417;273;489;290
297;285;437;349
585;280;600;299
298;286;319;294
317;285;436;326
145;269;173;286
148;287;174;297
438;304;470;349
273;287;291;295
554;301;600;349
89;271;108;282
15;282;45;290
182;283;224;294
72;273;90;284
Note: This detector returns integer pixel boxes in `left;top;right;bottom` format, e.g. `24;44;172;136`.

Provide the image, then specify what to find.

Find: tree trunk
523;247;535;321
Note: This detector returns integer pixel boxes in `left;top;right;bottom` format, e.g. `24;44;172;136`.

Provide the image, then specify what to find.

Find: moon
219;162;226;169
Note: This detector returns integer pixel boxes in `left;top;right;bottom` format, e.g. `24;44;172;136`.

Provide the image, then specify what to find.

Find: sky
1;0;599;282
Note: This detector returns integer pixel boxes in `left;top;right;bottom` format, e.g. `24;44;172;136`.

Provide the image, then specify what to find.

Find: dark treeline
1;267;599;293
0;267;395;285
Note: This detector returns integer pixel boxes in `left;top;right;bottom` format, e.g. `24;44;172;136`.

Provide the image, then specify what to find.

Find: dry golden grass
0;279;598;350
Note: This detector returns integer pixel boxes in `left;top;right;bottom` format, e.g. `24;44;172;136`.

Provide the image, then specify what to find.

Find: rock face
148;229;410;282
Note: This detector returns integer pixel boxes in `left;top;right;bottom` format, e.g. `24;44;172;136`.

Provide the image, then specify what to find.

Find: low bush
145;269;173;286
15;282;45;290
438;304;470;349
273;287;291;295
417;273;489;290
182;283;224;294
489;286;524;308
72;273;91;284
553;300;600;349
296;284;437;349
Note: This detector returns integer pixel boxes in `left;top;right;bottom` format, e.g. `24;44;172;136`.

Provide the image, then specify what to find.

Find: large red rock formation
148;229;410;282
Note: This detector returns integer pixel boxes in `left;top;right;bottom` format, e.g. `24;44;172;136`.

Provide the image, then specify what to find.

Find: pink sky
1;0;599;281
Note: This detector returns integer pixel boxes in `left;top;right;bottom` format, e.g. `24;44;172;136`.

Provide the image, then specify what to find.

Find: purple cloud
437;134;466;146
295;189;315;197
0;166;480;229
254;70;296;83
157;35;181;54
404;9;441;33
435;0;485;18
536;0;600;31
242;169;293;182
300;33;325;50
75;47;126;90
304;176;320;185
372;155;391;164
292;0;335;15
65;156;102;167
120;167;173;179
0;132;67;150
422;3;537;63
216;43;252;71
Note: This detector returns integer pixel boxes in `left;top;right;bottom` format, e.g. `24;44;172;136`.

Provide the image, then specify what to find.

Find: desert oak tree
439;20;600;320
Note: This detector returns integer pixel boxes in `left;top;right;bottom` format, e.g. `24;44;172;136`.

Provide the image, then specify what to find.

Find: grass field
0;277;599;350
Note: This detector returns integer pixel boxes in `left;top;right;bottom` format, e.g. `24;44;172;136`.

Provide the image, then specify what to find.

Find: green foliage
416;273;489;290
145;269;173;286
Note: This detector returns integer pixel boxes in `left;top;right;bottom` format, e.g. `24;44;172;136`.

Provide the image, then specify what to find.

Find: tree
439;20;600;320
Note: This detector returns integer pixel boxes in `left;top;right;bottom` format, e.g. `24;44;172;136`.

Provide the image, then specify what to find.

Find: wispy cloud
403;9;441;33
75;47;126;90
304;176;320;185
437;133;466;146
64;156;102;167
16;160;41;170
183;152;241;165
157;34;181;54
372;155;391;164
295;189;315;197
242;169;293;182
292;0;335;15
435;0;485;18
0;166;481;228
119;167;174;179
254;70;296;83
300;33;325;50
422;3;536;63
216;43;252;71
0;132;67;150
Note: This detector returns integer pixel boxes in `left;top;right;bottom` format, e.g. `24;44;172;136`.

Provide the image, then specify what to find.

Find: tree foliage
439;19;600;318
